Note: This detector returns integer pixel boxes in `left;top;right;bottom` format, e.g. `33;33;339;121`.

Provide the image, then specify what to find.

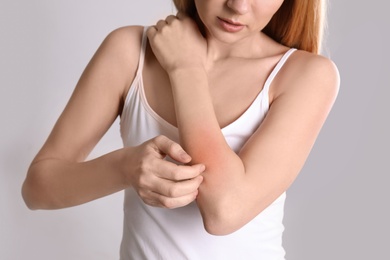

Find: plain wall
1;0;389;259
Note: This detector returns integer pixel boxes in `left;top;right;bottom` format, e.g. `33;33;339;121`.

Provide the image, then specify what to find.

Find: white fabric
119;27;296;260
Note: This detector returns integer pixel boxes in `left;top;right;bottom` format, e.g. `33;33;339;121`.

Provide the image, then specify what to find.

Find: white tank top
119;28;296;260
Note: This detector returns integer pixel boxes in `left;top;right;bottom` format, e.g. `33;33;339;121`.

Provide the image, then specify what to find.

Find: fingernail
180;151;191;161
199;164;206;172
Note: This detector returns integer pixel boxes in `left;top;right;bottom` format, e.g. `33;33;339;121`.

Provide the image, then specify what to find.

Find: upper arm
33;26;144;163
198;52;340;234
241;53;340;174
238;53;340;217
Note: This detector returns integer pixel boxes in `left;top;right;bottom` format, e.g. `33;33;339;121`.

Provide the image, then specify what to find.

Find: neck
204;31;266;63
192;13;260;61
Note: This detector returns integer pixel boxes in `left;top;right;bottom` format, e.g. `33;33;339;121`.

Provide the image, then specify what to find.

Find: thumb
153;135;192;163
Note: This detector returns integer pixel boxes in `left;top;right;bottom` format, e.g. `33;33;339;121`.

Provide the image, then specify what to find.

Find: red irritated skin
20;1;339;240
21;26;206;211
147;0;340;235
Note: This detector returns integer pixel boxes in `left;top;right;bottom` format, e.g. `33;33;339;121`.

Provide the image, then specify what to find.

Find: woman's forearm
22;148;128;210
169;68;247;234
22;136;205;211
170;68;226;160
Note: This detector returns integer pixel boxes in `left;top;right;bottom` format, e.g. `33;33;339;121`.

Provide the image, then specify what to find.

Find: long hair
172;0;327;54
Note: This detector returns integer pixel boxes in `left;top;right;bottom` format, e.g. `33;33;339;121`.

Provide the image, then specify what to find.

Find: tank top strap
135;26;148;77
263;48;297;94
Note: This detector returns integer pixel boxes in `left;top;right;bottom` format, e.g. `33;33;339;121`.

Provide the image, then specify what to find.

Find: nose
226;0;250;15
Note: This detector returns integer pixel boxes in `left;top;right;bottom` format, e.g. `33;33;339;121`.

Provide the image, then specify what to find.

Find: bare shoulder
272;50;340;105
94;25;145;96
292;50;340;87
102;25;144;56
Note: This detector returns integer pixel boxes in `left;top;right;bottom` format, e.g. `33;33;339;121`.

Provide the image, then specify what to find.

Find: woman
22;0;339;259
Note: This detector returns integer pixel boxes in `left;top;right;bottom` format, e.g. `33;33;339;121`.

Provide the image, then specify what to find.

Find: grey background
1;0;388;259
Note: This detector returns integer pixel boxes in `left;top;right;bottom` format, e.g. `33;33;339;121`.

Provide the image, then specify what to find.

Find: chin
207;29;251;44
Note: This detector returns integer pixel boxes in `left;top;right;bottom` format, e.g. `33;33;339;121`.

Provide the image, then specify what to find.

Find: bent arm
169;54;340;235
22;26;143;209
23;149;130;209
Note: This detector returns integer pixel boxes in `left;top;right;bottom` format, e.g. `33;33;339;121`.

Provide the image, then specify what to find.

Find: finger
154;159;205;181
152;175;203;198
153;135;192;163
160;190;199;209
176;12;185;20
165;14;178;24
146;26;157;38
155;19;167;31
144;190;199;209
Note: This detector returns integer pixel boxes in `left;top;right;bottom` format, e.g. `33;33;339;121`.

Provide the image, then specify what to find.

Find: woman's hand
147;13;207;73
125;135;205;209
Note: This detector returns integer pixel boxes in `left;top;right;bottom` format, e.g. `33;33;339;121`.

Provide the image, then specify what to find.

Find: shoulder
93;26;146;98
98;25;145;68
103;25;144;49
271;50;340;105
291;50;340;84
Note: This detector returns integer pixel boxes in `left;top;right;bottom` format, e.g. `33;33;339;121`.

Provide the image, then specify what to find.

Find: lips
217;17;245;33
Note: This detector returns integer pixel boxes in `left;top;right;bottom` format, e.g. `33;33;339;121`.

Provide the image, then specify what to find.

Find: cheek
258;0;284;14
253;0;284;23
193;0;216;26
270;0;285;14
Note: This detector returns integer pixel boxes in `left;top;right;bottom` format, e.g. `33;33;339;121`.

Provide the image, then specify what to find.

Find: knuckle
167;184;180;197
154;135;166;144
138;162;149;178
137;165;153;188
157;19;165;26
143;198;157;207
137;174;148;189
170;167;181;180
167;15;176;20
138;189;148;200
161;197;177;209
139;158;149;170
139;191;160;207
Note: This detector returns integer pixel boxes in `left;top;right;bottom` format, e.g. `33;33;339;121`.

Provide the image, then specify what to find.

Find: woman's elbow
21;170;53;210
198;199;248;235
197;177;248;235
202;211;245;236
21;178;41;210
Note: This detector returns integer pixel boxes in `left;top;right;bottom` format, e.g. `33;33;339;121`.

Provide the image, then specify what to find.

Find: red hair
172;0;327;54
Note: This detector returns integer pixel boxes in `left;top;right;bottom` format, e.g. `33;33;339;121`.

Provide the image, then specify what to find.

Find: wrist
168;67;208;89
107;147;134;188
167;65;206;77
